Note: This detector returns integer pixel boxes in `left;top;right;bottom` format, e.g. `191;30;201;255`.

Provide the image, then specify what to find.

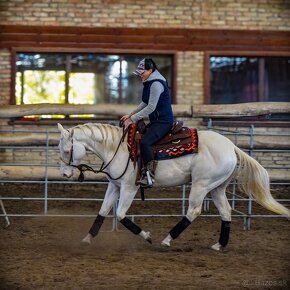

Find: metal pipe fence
0;123;289;230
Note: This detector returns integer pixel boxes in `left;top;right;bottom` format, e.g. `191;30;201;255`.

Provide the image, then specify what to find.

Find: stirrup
137;170;154;188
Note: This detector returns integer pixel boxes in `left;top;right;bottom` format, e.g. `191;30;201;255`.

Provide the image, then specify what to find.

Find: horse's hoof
81;234;92;245
146;237;152;244
161;235;172;247
161;241;170;247
145;232;152;244
211;242;222;251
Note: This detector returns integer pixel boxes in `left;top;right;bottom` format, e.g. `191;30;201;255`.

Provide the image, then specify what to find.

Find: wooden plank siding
1;25;290;51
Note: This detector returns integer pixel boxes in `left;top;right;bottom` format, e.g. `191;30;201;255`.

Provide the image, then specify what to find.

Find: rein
62;126;130;182
74;156;130;182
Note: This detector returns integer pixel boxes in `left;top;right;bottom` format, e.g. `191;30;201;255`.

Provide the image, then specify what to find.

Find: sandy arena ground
0;184;289;290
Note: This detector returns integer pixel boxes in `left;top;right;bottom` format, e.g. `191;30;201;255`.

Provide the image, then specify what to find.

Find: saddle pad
154;128;198;160
127;124;198;162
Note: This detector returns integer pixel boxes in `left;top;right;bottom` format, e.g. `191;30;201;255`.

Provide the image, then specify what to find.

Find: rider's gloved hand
120;115;130;122
123;117;133;129
120;115;131;127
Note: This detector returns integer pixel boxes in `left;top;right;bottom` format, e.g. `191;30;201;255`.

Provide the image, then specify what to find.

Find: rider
120;58;174;187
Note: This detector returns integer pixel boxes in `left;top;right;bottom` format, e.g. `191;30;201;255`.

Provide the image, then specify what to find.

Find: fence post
44;130;49;214
207;118;212;129
245;125;255;230
182;184;186;216
0;198;10;227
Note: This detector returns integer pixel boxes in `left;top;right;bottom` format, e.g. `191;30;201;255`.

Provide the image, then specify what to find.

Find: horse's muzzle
60;166;74;179
63;172;73;178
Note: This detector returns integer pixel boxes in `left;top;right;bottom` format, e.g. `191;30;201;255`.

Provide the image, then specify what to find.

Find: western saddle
127;120;198;187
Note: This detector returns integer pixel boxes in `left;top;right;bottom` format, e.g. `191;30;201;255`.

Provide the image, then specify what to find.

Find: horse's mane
70;123;123;146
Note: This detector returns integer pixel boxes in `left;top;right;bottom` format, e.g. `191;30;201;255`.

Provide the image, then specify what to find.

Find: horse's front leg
117;183;152;244
82;181;119;245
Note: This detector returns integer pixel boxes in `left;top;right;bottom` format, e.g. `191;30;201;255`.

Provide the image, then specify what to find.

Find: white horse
57;122;290;251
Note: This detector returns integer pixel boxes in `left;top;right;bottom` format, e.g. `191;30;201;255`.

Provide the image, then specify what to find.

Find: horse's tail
234;146;290;218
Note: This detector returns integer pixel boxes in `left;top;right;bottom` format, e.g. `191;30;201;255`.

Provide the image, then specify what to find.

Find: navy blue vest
142;79;174;124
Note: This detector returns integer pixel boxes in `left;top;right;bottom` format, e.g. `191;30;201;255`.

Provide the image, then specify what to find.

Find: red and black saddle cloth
127;121;199;168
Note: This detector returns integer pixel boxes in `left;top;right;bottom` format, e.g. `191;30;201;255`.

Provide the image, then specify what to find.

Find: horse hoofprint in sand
57;123;290;251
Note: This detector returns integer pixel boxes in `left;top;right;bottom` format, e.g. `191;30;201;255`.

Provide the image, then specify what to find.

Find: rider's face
140;69;152;81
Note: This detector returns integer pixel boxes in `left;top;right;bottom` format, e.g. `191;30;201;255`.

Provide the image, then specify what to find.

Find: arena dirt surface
0;184;289;290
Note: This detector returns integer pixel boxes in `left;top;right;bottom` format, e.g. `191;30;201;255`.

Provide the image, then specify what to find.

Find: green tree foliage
16;70;66;105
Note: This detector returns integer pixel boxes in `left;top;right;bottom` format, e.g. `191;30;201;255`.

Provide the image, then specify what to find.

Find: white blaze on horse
57;122;290;251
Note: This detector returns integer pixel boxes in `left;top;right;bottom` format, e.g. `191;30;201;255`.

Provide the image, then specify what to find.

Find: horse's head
57;123;86;178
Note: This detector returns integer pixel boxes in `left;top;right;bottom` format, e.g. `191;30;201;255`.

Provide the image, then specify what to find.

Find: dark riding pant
141;122;172;165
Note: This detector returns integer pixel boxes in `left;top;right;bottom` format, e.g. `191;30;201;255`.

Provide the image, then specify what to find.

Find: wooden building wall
0;0;289;179
1;0;290;109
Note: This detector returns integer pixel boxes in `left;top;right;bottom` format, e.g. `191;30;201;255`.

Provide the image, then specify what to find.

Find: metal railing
0;124;289;230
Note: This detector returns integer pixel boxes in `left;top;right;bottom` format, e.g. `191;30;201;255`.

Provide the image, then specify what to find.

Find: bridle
60;127;130;182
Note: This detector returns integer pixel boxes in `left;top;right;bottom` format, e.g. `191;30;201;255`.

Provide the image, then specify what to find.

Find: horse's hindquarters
188;130;237;190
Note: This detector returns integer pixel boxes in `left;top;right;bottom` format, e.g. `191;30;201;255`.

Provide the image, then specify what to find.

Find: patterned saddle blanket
127;121;198;163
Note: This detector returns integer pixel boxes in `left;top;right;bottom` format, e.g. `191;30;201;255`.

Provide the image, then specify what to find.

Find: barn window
14;53;174;119
207;55;290;104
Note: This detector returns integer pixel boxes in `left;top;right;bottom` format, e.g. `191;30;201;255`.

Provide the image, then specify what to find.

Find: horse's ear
57;123;65;134
57;123;69;136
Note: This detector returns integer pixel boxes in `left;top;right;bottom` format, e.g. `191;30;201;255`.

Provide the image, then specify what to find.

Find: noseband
60;127;130;182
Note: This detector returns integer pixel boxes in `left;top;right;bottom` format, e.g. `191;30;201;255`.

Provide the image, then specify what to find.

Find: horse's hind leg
210;183;232;251
82;182;120;244
161;185;208;247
